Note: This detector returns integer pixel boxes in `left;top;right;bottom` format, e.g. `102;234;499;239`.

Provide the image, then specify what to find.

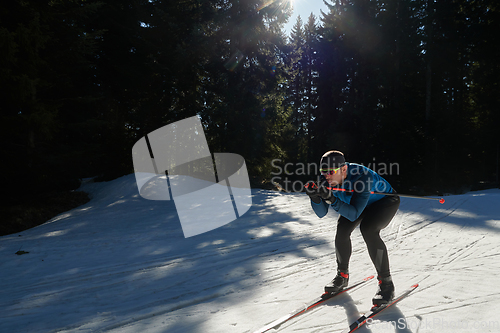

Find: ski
253;275;375;333
342;283;419;333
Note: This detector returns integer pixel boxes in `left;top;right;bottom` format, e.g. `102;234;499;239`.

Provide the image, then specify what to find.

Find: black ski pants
335;195;400;278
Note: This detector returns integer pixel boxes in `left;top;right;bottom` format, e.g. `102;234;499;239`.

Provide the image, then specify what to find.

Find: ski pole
325;187;446;204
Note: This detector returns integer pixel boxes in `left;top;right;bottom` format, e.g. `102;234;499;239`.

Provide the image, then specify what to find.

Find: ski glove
305;180;333;204
317;179;334;203
305;181;321;203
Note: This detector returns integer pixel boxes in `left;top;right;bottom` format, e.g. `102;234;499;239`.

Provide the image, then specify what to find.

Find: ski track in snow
1;174;499;333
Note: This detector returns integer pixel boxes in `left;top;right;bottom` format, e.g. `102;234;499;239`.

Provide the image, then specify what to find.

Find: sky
283;0;330;36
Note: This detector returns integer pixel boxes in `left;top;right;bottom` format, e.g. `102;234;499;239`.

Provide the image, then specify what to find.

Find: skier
305;150;400;306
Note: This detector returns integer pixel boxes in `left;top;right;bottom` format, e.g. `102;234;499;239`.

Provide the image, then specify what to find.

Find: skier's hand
305;181;322;204
317;179;333;201
305;180;318;194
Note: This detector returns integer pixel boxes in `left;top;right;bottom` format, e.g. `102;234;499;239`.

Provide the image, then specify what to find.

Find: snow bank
1;175;499;332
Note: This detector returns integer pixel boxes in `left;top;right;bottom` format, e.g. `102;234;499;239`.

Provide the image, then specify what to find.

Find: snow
1;174;500;333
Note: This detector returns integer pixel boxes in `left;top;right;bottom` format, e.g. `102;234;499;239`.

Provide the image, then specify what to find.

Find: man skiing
305;150;400;306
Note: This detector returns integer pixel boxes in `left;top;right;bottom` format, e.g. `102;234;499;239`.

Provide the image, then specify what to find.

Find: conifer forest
1;0;499;204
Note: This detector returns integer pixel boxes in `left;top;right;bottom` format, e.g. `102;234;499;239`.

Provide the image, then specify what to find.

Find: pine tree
286;16;306;159
199;0;293;178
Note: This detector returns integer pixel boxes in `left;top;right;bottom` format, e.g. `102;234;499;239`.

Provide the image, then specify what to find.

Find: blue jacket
311;163;394;221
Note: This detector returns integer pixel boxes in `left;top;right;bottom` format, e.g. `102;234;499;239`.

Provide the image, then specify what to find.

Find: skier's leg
359;195;400;305
325;215;362;292
335;215;362;271
359;195;400;278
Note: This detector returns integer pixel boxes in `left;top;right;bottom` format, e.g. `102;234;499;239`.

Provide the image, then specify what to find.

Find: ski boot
325;269;349;293
372;275;395;307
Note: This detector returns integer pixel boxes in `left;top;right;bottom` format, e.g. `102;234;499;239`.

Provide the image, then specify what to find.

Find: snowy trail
1;175;499;333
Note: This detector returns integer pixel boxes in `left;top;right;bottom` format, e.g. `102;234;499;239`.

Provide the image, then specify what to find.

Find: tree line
1;0;498;205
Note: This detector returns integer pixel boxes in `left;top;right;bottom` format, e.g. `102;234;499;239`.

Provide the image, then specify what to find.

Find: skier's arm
330;174;372;221
311;198;329;218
